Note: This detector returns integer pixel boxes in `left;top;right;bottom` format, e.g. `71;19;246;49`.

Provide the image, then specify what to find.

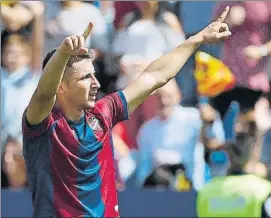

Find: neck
56;101;84;122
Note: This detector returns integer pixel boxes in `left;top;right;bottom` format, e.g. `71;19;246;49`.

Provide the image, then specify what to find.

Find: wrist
187;34;203;47
56;47;71;59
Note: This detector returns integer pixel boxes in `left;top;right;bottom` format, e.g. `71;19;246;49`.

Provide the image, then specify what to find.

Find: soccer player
22;7;232;218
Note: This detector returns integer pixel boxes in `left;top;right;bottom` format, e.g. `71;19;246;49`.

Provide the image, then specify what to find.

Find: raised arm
26;23;93;125
28;2;45;72
123;7;231;114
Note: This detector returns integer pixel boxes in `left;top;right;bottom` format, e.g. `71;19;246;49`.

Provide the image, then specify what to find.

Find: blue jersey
22;91;128;217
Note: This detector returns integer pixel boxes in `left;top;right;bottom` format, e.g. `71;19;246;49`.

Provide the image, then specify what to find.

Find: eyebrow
79;71;95;80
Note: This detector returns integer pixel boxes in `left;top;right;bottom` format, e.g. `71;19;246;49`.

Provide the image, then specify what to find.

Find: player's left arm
123;6;232;114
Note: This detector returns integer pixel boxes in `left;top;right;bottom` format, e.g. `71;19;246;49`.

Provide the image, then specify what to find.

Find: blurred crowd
1;1;271;195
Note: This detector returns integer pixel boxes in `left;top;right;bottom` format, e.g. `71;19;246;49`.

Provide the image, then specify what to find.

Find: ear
58;82;65;94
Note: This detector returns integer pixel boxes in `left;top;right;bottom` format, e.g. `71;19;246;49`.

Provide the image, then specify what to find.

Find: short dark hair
42;48;94;70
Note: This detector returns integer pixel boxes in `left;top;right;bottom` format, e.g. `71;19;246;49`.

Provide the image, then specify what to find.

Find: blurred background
1;1;271;217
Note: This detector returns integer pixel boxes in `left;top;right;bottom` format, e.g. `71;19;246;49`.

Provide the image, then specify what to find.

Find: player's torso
28;110;119;217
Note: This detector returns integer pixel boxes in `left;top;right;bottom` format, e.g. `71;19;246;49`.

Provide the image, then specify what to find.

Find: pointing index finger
82;22;93;40
216;6;230;23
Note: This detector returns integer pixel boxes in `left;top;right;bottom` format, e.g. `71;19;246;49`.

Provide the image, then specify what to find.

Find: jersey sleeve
22;108;54;138
95;91;129;128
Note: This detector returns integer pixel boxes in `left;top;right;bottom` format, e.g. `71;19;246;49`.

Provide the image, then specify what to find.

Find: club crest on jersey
88;117;103;131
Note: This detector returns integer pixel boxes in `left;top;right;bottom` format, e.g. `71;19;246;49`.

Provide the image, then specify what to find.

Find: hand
244;45;263;61
26;2;45;16
200;104;217;123
254;98;271;132
57;22;93;56
196;6;232;44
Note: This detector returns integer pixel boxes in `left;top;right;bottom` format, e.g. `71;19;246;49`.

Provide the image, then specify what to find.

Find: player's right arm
123;7;231;114
26;23;93;125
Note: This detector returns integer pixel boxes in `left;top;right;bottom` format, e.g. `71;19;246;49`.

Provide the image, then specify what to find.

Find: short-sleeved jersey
22;91;128;217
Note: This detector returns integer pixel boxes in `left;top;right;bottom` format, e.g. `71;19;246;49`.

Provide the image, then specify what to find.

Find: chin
86;100;96;109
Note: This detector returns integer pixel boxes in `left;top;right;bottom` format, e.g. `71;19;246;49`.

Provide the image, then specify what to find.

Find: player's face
62;59;101;109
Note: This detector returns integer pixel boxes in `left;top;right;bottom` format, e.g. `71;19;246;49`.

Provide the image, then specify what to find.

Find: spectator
199;101;227;180
1;1;34;37
113;1;137;30
260;57;271;180
177;1;220;106
1;34;39;188
260;128;271;180
45;1;108;57
212;3;271;173
212;1;271;119
113;1;184;58
1;2;44;189
136;79;202;188
112;124;137;184
257;89;271;180
112;2;185;148
1;2;44;42
197;133;271;217
2;138;27;189
1;1;45;71
112;55;161;150
112;57;160;185
1;35;39;149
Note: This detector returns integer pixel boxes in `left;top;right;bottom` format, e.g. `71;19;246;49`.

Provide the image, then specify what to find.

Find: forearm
143;35;201;87
35;50;69;99
123;35;202;113
31;13;44;72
